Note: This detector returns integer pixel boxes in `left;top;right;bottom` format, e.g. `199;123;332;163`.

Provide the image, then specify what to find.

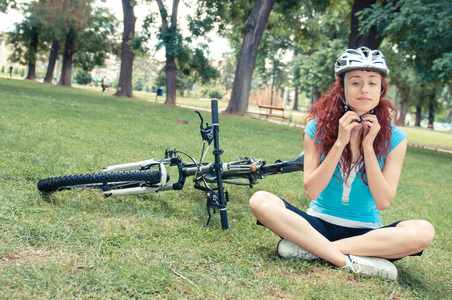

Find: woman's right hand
337;111;361;146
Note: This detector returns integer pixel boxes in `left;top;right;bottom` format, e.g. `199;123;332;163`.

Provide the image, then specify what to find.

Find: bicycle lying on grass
37;100;304;229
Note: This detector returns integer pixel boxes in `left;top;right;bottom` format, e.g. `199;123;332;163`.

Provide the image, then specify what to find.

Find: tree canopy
2;0;450;126
360;0;452;83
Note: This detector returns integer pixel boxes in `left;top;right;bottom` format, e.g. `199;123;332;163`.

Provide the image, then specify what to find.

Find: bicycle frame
39;99;304;229
99;100;230;228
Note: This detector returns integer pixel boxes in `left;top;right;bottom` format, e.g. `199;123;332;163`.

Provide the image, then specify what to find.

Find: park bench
258;104;292;124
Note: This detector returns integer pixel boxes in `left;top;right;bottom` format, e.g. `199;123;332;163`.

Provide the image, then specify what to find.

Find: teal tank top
304;118;407;228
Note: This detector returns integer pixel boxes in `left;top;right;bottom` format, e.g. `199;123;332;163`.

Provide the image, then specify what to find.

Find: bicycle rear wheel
37;170;162;193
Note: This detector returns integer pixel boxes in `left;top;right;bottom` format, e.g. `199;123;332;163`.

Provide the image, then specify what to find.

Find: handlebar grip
211;99;219;125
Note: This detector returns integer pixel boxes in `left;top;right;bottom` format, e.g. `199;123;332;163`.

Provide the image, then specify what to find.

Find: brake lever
195;111;204;129
195;111;214;145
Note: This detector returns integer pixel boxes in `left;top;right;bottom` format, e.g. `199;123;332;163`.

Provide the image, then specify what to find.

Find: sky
0;7;23;31
0;0;230;61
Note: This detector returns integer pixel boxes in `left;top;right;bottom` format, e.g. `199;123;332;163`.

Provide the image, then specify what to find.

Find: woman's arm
363;139;407;210
303;135;343;200
362;115;407;210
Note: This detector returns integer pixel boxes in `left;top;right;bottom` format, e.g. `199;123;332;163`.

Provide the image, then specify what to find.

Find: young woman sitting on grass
249;46;435;281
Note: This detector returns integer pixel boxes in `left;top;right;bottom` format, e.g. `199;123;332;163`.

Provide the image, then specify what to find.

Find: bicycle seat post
211;99;229;230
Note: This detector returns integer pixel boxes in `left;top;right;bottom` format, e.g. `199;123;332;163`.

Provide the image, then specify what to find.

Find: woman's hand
337;111;361;146
361;114;380;148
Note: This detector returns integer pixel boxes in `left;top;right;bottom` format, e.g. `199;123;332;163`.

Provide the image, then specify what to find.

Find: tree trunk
58;28;75;87
114;0;136;98
415;105;422;127
428;91;436;129
44;39;59;84
415;85;424;127
292;87;299;111
311;84;319;104
165;56;177;105
396;84;409;125
348;0;384;49
156;0;180;105
225;0;276;115
25;26;39;80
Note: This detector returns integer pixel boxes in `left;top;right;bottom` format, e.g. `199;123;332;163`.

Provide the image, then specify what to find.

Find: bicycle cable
174;149;213;192
200;142;210;165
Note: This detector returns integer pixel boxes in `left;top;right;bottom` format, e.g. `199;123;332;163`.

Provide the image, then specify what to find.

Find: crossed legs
333;219;435;260
249;191;435;267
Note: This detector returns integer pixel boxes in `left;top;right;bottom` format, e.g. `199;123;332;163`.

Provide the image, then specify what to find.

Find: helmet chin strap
342;73;350;112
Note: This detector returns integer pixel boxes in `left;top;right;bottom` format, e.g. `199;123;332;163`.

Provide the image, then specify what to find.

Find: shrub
208;89;223;99
133;77;144;91
74;70;93;85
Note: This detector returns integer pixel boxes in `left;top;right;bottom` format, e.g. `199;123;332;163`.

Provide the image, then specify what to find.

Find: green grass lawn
1;78;451;299
400;127;452;148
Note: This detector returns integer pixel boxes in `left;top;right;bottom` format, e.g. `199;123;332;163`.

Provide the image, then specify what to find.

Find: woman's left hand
361;114;380;148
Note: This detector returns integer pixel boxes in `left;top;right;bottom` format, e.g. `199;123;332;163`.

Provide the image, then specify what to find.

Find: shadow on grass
40;192;56;204
397;262;448;298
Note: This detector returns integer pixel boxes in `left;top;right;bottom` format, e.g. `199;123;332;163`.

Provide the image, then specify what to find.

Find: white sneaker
342;255;398;281
277;239;319;261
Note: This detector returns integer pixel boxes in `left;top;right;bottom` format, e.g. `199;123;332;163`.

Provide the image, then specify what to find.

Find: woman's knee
249;191;270;211
418;220;436;246
249;191;283;214
399;220;435;248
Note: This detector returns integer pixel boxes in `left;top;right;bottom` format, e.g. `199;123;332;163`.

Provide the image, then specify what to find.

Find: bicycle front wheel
37;170;162;193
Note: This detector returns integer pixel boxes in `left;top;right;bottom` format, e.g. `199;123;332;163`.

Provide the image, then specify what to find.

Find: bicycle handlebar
37;99;304;230
211;98;219;125
261;151;304;173
176;152;304;180
134;100;304;229
210;99;228;229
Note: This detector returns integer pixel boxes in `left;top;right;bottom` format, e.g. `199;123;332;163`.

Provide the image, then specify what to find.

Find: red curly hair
306;75;397;182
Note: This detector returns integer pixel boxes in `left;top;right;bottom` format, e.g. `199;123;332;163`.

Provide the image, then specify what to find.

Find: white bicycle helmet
335;46;389;77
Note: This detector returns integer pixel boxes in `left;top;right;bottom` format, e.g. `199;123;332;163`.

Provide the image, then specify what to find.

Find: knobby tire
37;170;161;193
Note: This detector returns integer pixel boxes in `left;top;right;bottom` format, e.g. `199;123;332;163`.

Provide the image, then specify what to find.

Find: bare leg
333;220;435;259
249;191;347;267
250;191;435;264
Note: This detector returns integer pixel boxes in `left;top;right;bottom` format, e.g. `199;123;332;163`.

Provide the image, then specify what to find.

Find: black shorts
257;198;423;260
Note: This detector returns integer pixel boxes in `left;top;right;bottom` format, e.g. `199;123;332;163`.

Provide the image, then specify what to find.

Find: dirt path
407;142;452;154
176;103;452;154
